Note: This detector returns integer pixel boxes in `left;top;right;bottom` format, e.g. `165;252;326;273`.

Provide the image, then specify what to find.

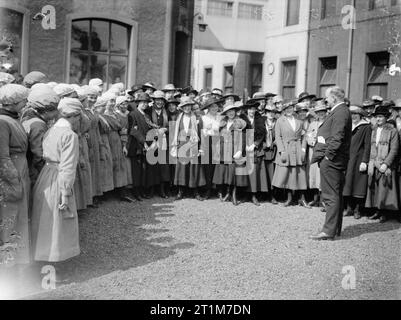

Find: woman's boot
281;190;293;207
176;186;184;200
252;193;261;206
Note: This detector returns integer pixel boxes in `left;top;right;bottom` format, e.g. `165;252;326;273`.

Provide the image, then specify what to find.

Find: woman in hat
223;93;240;106
362;99;378;127
242;101;269;206
272;100;310;208
30;98;82;263
143;82;157;96
163;84;177;101
263;104;279;204
23;71;47;89
212;102;247;206
249;92;267;116
21;85;60;186
166;98;181;192
273;95;283;120
171;97;206;201
148;90;170;198
365;106;399;223
343;106;371;219
0;84;30;267
82;86;103;205
93;97;115;194
305;101;328;208
200;97;222;199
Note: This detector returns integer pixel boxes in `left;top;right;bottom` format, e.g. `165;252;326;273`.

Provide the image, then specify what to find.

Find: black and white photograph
0;0;401;304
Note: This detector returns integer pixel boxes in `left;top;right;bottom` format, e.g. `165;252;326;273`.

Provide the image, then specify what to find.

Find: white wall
263;0;311;96
193;49;239;91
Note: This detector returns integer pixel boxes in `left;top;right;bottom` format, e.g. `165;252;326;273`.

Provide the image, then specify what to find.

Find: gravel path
16;194;401;300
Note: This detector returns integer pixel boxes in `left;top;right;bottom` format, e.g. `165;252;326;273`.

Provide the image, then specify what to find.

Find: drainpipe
345;0;356;98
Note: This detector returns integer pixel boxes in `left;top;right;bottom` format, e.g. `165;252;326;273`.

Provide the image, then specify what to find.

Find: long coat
0;111;30;266
365;124;399;211
98;115;115;192
31;119;80;262
306;120;323;190
343;120;371;198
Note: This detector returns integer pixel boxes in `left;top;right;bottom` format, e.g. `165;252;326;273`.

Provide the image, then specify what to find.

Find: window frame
250;63;263;95
237;2;263;20
207;0;234;17
318;56;338;97
321;0;338;19
204;66;213;90
364;51;390;99
280;58;298;99
0;2;29;75
223;64;234;93
286;0;301;27
65;13;138;87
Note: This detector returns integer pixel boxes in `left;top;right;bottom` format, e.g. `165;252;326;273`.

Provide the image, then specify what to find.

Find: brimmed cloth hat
0;72;15;85
28;85;60;112
135;92;151;103
142;82;157;91
349;105;368;117
178;96;195;109
0;84;29;107
201;96;221;111
298;92;316;103
166;98;180;105
116;96;128;107
89;78;103;88
371;95;383;103
162;84;176;92
151;90;167;102
23;71;47;88
211;88;223;97
223;93;241;102
128;84;143;96
362;99;376;108
221;101;243;115
281;99;298;111
265;92;277;99
381;100;395;109
295;101;309;112
373;105;391;118
242;100;260;110
314;101;328;113
57;98;83;117
54;84;76;98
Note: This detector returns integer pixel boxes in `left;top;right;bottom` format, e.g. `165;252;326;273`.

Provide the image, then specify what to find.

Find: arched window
70;19;131;88
0;7;24;75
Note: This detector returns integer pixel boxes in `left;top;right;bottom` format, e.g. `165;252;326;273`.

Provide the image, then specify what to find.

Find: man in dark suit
310;86;352;241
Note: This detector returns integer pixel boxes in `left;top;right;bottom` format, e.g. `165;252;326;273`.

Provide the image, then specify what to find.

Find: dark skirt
174;158;206;188
264;160;275;191
247;158;269;193
365;169;399;211
147;163;170;186
131;154;147;188
213;163;248;187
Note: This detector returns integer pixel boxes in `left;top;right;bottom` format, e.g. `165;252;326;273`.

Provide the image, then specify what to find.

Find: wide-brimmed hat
151;90;167;102
223;93;241;102
162;84;176;92
221;101;243;115
135;93;151;103
265;92;277;99
362;99;376;108
211;88;223;97
381;100;395;108
314;101;328;113
166;98;180;105
298;92;316;103
178;96;195;109
371;95;383;103
295;102;309;112
282;99;298;111
242;100;259;110
128;84;143;96
349;105;367;117
373;105;391;117
142;82;157;91
201;96;221;111
264;104;278;113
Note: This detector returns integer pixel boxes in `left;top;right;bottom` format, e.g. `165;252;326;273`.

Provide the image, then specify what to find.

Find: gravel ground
11;193;401;300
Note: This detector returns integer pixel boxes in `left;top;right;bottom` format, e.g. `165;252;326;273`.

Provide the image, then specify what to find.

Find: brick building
0;0;194;89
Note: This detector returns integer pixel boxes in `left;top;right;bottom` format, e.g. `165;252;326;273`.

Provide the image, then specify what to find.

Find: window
369;0;386;10
286;0;300;26
281;60;297;99
223;65;234;93
250;64;263;95
70;19;131;88
366;52;389;99
207;0;233;17
238;3;263;20
319;57;337;97
321;0;338;19
0;7;24;75
204;67;213;90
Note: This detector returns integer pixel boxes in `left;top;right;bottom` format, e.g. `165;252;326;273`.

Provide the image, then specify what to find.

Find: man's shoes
309;232;334;241
379;215;387;223
252;195;261;207
369;212;380;220
299;200;312;209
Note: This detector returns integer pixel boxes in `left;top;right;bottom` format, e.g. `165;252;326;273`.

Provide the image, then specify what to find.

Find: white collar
331;102;343;112
54;118;72;129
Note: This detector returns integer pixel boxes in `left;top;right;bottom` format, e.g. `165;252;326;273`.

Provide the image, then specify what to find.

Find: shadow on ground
340;219;400;240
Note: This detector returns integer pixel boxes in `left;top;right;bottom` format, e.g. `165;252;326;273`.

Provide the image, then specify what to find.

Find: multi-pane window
223;65;234;93
369;0;386;9
281;60;297;100
366;51;389;99
0;7;24;75
207;0;234;17
321;0;338;19
204;67;213;90
70;19;131;88
250;64;263;95
238;3;263;20
286;0;300;26
319;57;337;97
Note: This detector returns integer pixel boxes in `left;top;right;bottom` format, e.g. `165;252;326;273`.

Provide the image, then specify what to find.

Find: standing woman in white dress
31;98;82;263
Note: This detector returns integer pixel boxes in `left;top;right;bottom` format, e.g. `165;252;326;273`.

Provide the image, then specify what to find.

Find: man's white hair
326;86;345;102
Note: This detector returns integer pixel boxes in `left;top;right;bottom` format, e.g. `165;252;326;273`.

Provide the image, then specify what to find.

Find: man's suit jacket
311;102;352;170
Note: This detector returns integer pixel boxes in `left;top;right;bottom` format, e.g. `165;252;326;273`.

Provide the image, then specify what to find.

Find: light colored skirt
272;165;308;190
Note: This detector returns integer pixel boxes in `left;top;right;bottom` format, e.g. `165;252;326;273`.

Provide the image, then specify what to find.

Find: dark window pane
287;0;300;26
109;56;128;88
70;51;89;85
0;8;24;74
204;68;213;90
320;57;337;87
71;20;90;50
89;54;108;82
91;20;109;52
367;84;388;99
283;86;295;100
224;66;234;92
111;23;129;54
322;0;338;18
282;61;297;85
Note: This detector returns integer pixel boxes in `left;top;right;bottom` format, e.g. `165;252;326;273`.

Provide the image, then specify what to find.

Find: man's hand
359;162;367;172
379;163;388;174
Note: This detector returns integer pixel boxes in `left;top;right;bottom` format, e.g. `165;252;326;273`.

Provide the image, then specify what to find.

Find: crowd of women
1;70;401;270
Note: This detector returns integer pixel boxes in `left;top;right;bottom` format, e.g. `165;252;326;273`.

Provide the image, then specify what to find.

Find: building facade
0;0;194;89
192;0;267;96
307;0;401;102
